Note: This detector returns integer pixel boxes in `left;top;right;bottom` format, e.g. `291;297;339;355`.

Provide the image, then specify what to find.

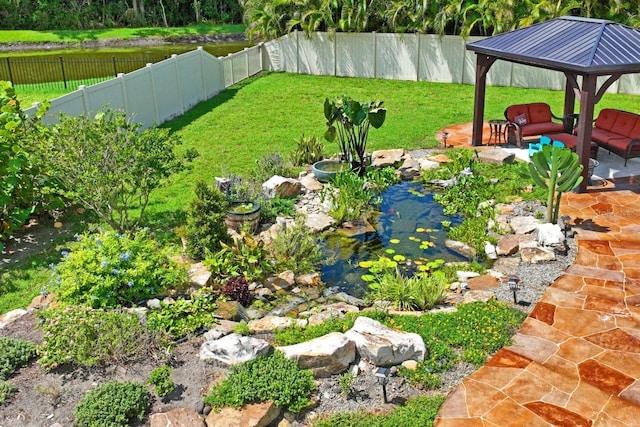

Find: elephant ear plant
324;95;386;176
528;144;583;224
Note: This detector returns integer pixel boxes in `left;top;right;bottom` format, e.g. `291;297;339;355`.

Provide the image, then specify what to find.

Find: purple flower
112;268;119;275
74;233;82;241
95;238;102;245
101;261;109;268
127;281;134;287
61;250;69;257
119;252;131;261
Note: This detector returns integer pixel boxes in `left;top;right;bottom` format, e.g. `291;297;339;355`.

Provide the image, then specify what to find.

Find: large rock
189;262;211;287
445;239;476;258
477;148;515;165
510;216;540;234
305;212;335;232
419;158;440;171
295;272;321;286
462;290;496;304
199;333;271;366
298;172;323;192
344;316;425;366
496;234;528;256
0;309;27;330
150;407;205;427
397;157;421;180
248;315;306;333
536;223;565;246
277;332;356;377
262;176;303;199
520;246;556;263
205;401;280;427
467;275;500;290
371;149;405;168
306;302;360;326
214;300;249;322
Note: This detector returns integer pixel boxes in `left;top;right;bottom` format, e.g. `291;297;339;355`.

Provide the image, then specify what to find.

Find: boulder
189;262;211;287
397;157;421;180
277;332;356;377
264;271;295;292
205;401;280;427
467;275;500;290
199;333;271;366
456;271;480;282
344;316;426;366
0;309;27;330
328;292;366;308
371;149;405;168
477;148;515;165
307;303;360;326
510;216;540;234
305;212;335;233
248;315;305;333
262;176;303;199
298;173;323;192
491;257;521;275
520;246;556;264
295;272;321;286
338;218;376;237
445;240;476;258
203;319;239;341
214;300;249;322
419;158;440;171
28;293;55;311
484;241;497;259
150;407;205;427
496;234;530;256
536;223;565;246
462;290;496;304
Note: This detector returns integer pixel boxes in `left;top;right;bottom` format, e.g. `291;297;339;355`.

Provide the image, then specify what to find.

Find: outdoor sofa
504;102;565;147
591;108;640;166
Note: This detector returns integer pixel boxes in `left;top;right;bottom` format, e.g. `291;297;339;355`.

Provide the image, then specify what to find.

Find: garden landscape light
375;367;390;403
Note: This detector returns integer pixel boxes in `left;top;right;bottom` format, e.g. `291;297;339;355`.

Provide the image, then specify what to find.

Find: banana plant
324;95;386;176
528;144;583;224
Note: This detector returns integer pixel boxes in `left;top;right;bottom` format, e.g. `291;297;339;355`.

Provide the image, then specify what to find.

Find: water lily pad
390;238;400;244
393;255;406;262
385;248;396;254
359;261;374;268
361;274;375;282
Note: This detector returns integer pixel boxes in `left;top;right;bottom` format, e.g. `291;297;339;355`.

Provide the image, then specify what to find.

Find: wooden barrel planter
225;201;261;232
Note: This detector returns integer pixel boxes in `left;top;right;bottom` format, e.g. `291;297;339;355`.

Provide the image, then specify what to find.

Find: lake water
321;181;466;297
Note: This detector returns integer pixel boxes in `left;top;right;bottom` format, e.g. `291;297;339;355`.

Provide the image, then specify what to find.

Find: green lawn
0;24;245;44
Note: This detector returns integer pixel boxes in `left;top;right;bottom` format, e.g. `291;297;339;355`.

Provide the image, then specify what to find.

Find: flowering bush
51;229;188;308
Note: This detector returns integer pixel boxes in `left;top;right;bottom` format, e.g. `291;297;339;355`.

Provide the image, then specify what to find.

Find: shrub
147;366;175;397
73;381;149;427
38;306;166;371
321;171;372;224
31;108;192;232
249;152;294;182
338;372;355;397
290;134;324;166
51;229;189;308
203;351;316;413
221;276;251;306
146;292;218;340
0;380;15;405
260;196;297;223
182;180;230;260
268;217;322;275
0;337;36;380
205;231;272;281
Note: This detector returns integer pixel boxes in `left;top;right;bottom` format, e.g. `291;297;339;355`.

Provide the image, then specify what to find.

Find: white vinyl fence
23;45;263;129
21;32;640;128
263;31;640;95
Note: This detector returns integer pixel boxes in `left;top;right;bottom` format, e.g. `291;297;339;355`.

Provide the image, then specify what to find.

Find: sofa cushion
606;137;640;153
594;108;619;132
521;122;564;137
592;128;624;144
514;113;528;125
528;103;553;124
612;111;638;137
628;119;640;139
506;104;530;122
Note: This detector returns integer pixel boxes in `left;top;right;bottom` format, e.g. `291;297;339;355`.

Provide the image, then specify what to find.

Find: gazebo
466;16;640;192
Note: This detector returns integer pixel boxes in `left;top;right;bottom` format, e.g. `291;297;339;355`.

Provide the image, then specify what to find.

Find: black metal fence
0;55;169;90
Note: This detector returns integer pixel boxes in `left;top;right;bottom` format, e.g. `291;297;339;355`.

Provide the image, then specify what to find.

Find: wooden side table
488;119;509;146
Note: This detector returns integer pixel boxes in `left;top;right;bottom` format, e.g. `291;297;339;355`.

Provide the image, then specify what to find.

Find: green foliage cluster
249;152;295;183
205;232;273;281
147;292;218;340
260;196;297;223
204;351;316;413
313;394;445;427
338;371;356;398
243;0;637;41
0;0;242;30
0;337;36;380
73;381;149;427
147;366;175;397
368;270;448;311
274;315;356;346
30;108;191;233
0;380;16;405
38;306;166;371
268;217;323;274
181;180;230;261
51;229;189;308
290;134;325;166
0;81;55;251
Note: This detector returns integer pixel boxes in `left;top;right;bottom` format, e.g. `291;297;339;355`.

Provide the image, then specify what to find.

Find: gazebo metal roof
467;16;640;74
466;16;640;192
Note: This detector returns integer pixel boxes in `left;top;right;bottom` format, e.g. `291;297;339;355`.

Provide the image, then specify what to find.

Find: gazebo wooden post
575;74;597;193
563;73;577;132
471;55;496;146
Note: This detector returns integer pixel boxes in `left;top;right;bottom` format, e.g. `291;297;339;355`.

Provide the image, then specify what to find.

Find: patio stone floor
433;123;640;426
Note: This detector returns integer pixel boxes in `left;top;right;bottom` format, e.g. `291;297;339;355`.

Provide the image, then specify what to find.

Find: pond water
321;181;466;297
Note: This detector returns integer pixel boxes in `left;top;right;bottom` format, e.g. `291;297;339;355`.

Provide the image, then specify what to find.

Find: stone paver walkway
433;123;640;426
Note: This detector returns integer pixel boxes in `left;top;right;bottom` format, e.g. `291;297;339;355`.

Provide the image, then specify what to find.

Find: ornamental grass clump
51;229;188;308
73;381;149;427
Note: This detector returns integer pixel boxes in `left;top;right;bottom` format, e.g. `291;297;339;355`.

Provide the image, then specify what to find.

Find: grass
0;24;245;44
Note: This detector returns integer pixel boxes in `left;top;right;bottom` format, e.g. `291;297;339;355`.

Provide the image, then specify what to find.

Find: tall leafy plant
324;95;386;176
528;144;583;224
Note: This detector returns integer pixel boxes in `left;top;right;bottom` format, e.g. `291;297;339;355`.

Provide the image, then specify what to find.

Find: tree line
0;0;638;36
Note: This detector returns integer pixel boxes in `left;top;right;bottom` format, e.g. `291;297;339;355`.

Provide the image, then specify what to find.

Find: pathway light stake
507;275;521;304
375;367;390;403
442;132;449;148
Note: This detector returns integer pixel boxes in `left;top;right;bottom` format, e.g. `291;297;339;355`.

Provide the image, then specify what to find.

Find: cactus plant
528;144;583;224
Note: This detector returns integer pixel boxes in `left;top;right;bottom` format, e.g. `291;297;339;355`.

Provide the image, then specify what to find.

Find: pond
321;181;466;297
